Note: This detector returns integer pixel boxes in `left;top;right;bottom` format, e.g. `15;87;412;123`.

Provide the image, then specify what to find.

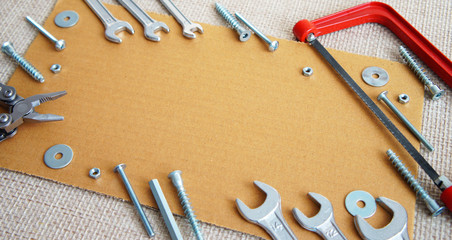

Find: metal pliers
0;82;66;142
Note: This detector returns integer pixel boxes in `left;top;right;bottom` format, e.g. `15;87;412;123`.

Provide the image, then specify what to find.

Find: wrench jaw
182;23;204;39
144;22;170;42
354;197;410;240
105;22;135;43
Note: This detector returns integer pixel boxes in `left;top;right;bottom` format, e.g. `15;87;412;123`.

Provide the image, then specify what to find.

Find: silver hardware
149;179;183;240
117;0;169;41
44;144;73;169
399;46;444;100
235;13;279;52
215;3;251;42
398;94;410;104
50;64;61;73
89;168;101;179
84;0;135;43
159;0;203;39
26;16;66;51
386;149;445;216
0;114;10;123
168;170;204;240
1;42;44;83
361;66;389;87
54;11;79;28
114;164;155;237
302;67;313;77
345;190;377;218
378;91;434;151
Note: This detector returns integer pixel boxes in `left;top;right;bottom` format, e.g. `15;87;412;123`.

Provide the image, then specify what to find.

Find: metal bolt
377;91;434;151
26;16;66;51
113;164;155;237
2;42;45;83
168;170;204;240
235;12;279;52
0;114;9;123
215;3;251;42
386;149;445;216
399;46;443;100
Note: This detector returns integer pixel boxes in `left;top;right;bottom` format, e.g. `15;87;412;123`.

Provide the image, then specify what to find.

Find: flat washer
44;144;73;169
345;190;377;218
362;66;389;87
54;11;79;28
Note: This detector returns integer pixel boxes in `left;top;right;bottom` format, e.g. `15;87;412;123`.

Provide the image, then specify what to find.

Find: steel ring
54;11;79;28
44;144;73;169
345;190;377;218
362;66;389;87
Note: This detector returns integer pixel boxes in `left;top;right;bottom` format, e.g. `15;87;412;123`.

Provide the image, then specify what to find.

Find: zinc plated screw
114;164;155;238
1;42;44;83
399;46;444;100
377;91;434;152
168;170;204;240
26;16;66;51
235;12;279;52
215;3;251;42
386;149;445;216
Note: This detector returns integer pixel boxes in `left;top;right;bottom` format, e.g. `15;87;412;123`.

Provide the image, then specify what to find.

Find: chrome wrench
159;0;203;39
84;0;134;43
117;0;169;41
293;192;347;240
236;181;297;240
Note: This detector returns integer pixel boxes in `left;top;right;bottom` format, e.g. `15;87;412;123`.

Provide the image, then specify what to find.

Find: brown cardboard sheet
0;0;426;239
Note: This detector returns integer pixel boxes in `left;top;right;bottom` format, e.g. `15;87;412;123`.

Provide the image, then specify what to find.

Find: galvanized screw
215;3;251;42
235;12;279;52
168;170;204;240
26;16;66;51
114;164;155;238
399;46;443;100
2;42;44;83
378;91;434;152
386;149;445;216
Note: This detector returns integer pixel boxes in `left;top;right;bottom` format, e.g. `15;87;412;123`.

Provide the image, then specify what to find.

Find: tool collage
0;0;451;239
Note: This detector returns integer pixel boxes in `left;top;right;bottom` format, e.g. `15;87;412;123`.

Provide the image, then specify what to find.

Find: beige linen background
0;0;451;239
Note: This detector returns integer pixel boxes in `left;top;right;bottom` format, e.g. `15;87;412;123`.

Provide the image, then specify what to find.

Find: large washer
54;11;79;28
345;190;377;218
44;144;74;169
361;66;390;87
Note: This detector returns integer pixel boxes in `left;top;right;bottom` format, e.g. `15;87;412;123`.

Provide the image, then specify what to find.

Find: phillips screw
235;12;279;52
215;3;251;42
1;42;44;83
399;46;443;100
377;91;434;152
114;164;155;237
26;16;66;51
386;149;445;216
168;170;204;240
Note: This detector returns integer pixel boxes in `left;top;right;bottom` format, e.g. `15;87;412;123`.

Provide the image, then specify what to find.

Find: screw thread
177;189;203;240
399;46;432;86
215;3;242;31
10;51;44;83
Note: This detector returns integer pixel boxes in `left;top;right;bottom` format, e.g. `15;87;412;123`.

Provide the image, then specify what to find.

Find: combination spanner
85;0;134;43
159;0;203;39
293;192;347;240
236;181;297;240
117;0;169;41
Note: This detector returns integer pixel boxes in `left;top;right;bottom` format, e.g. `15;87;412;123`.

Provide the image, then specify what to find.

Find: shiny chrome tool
293;192;347;240
0;82;66;142
236;181;297;240
84;0;134;43
117;0;169;41
2;42;44;83
159;0;203;39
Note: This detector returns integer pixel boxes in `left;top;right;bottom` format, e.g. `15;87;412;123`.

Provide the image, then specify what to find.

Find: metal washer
345;190;377;218
362;66;389;87
44;144;73;169
54;11;79;28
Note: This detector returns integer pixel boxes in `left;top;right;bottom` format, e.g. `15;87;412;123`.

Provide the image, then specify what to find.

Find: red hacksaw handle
293;2;452;88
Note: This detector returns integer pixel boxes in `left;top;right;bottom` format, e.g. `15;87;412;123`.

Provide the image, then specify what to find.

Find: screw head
168;170;184;188
377;91;388;101
238;29;251;42
429;85;444;101
3;89;13;98
113;163;126;173
55;40;66;51
1;42;15;56
0;114;10;123
268;41;279;52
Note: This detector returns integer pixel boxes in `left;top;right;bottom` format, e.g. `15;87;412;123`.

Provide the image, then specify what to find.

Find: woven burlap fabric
0;0;450;239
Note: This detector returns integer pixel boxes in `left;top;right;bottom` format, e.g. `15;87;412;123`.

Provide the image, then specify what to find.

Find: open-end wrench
236;181;297;240
293;192;347;240
354;197;409;240
117;0;169;41
159;0;203;39
85;0;134;43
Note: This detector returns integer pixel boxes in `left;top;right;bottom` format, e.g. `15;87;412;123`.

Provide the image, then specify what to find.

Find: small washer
44;144;73;169
54;11;79;28
345;190;377;218
362;66;389;87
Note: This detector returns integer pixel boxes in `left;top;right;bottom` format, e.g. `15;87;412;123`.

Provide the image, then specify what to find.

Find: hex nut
302;67;313;77
50;64;61;73
398;94;410;104
89;168;101;179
